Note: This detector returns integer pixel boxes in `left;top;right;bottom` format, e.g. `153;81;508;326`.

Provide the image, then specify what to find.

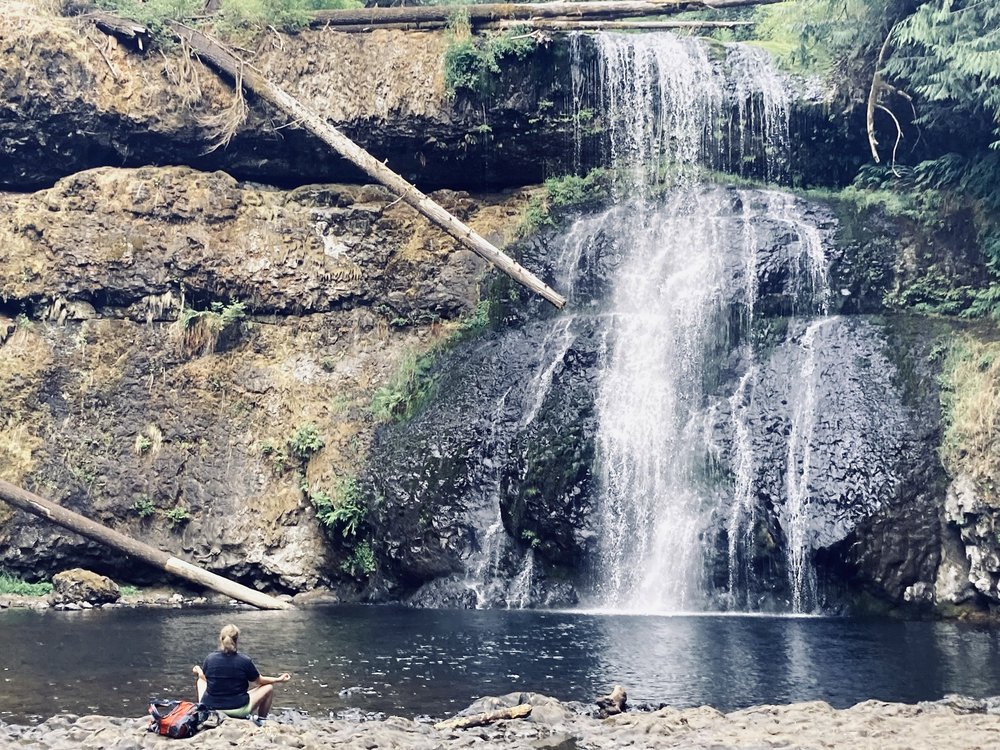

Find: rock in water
50;568;121;606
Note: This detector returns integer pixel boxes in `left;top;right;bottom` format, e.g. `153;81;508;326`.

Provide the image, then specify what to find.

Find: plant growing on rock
310;477;366;537
521;529;541;549
174;300;248;357
370;352;440;424
133;434;153;456
0;570;52;597
514;169;611;238
164;505;191;527
443;14;537;97
288;423;325;460
340;540;377;578
131;496;157;519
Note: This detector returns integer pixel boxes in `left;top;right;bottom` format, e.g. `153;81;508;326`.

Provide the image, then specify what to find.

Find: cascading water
570;33;833;612
385;32;846;613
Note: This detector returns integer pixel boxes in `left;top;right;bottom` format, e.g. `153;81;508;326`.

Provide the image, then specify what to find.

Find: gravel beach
3;692;1000;749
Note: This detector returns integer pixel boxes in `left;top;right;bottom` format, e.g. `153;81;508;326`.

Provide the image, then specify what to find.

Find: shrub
288;423;325;460
443;20;537;97
164;506;191;526
340;541;377;578
131;496;157;519
310;477;366;537
0;571;53;596
545;169;610;211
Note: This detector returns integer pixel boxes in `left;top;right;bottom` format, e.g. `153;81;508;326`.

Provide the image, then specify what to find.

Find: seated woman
193;623;290;722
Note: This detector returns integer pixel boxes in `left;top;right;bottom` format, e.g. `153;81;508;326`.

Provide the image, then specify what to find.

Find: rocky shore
3;692;1000;750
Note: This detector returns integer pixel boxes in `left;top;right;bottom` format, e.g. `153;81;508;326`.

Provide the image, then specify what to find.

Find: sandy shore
3;692;1000;749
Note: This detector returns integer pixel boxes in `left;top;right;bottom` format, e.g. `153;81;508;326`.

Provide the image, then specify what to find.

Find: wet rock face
363;189;956;613
363;305;600;606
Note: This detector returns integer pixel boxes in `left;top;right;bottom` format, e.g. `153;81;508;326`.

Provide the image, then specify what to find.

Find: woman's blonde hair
219;624;240;654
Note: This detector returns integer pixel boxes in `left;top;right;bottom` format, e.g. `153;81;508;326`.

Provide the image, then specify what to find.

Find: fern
884;0;1000;147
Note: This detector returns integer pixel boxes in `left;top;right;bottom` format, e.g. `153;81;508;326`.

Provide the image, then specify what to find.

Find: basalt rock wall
1;5;861;193
0;163;533;593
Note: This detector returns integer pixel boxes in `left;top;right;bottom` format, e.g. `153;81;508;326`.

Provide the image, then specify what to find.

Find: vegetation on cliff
93;0;361;37
759;0;1000;319
940;335;1000;505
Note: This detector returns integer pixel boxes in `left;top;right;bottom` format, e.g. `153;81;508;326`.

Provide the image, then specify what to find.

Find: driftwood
0;479;293;611
310;0;783;28
595;685;628;718
434;703;532;730
164;22;566;309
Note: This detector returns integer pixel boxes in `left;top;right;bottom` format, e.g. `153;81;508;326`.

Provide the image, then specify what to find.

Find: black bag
147;699;220;738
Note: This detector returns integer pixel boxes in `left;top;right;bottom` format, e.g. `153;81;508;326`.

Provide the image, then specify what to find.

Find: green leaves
288;423;325;460
443;26;537;97
310;477;367;536
885;0;1000;146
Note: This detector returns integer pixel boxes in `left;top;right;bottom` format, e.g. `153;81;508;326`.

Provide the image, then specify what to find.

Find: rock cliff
3;3;999;618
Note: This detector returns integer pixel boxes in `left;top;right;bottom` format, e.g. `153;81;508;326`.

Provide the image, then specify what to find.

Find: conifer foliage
885;0;1000;148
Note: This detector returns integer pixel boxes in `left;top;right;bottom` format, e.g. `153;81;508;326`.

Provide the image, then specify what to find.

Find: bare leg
247;684;274;718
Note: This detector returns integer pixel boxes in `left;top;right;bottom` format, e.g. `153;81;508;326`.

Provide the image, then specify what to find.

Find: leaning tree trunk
0;479;293;611
168;23;566;309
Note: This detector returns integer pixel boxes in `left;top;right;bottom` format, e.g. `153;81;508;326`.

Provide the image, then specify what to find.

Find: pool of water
2;605;999;724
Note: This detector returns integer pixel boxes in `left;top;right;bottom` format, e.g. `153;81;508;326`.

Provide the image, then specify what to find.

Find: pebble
3;694;1000;750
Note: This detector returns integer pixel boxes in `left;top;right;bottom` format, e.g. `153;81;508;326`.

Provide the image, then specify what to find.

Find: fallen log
323;19;755;33
310;0;783;28
166;22;567;309
490;19;756;30
434;703;532;730
0;479;293;611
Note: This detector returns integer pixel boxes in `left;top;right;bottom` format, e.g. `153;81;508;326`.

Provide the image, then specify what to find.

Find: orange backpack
147;699;216;738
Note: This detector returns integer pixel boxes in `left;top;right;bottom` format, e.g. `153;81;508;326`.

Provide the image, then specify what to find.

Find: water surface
2;605;999;724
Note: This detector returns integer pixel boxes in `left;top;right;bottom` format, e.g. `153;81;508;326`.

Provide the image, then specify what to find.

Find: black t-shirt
201;651;260;710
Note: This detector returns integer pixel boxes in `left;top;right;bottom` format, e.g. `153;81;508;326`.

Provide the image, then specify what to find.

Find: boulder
49;569;121;606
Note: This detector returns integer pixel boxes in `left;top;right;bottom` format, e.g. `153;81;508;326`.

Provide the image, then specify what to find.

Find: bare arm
249;672;291;687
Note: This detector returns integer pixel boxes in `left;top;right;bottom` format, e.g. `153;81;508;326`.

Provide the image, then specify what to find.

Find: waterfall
783;318;831;614
573;32;834;612
592;33;723;189
445;32;836;613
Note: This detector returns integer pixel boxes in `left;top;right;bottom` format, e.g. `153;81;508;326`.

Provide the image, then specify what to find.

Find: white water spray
579;33;835;612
